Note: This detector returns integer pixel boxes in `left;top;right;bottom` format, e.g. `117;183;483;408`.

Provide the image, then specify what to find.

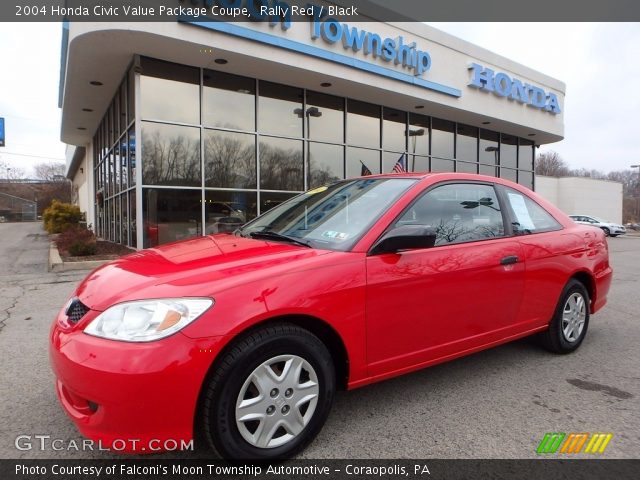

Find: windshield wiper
249;231;312;248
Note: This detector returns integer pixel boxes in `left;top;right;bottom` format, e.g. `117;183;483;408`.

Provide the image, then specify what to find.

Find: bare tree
535;151;570;177
33;162;66;181
0;159;26;180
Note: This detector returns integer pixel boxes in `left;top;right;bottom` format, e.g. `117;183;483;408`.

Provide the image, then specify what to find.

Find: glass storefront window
383;151;407;174
501;168;518;182
347;147;380;178
383;108;407;152
518;170;533;190
141;122;201;187
128;128;136;187
259;136;303;191
501;134;518;169
519;138;534;171
347;100;380;148
431;118;454;159
308;142;343;188
204;130;256;189
480;129;500;167
260;191;297;214
457;160;478;173
140;58;200;125
431;158;455;172
410;155;429;173
203;70;255;131
408;114;429;156
205;190;257;234
143;188;202;248
258;81;303;137
305;91;344;143
456;124;478;163
129;189;137;248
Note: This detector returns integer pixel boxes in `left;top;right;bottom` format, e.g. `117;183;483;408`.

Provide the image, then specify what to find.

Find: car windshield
238;178;418;251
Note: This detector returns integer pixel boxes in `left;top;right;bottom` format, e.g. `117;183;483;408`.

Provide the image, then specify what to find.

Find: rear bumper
592;266;613;314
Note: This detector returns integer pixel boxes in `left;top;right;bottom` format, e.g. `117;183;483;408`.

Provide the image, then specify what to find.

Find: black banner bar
2;459;640;480
1;0;640;22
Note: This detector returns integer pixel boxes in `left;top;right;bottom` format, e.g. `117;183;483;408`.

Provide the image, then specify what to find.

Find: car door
365;182;525;377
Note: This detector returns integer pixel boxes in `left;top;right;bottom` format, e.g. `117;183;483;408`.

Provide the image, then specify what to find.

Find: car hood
75;234;333;311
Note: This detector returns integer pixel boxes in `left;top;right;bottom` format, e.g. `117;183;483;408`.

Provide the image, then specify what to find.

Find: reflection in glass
205;190;257;234
305;91;344;143
142;122;201;187
457;161;478;173
347;100;380;147
431;158;455;172
518;170;533;190
140;58;199;125
261;191;297;215
259;136;303;191
129;189;136;248
518;139;534;171
410;155;429;173
203;70;255;131
456;124;478;163
258;81;303;137
479;164;497;177
204;130;256;189
308;142;343;188
501;168;517;182
501;134;518;169
431;118;454;159
347;147;380;178
383;152;407;174
143;188;202;248
408;114;429;156
128;128;136;187
383;108;407;152
480;129;499;166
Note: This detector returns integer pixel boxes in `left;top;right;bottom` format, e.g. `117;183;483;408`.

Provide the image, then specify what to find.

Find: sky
0;22;638;177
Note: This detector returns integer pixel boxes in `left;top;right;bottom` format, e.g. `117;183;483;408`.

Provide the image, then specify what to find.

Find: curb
48;242;114;272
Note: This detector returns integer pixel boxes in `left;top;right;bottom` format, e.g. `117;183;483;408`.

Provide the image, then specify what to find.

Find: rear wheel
201;324;335;460
539;279;590;354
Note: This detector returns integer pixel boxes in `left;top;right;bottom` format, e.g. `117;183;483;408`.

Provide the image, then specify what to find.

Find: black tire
201;324;335;461
601;227;610;237
539;279;590;354
610;234;618;238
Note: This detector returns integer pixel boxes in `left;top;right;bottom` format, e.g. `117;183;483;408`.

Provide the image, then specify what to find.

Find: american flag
360;161;372;176
392;153;407;173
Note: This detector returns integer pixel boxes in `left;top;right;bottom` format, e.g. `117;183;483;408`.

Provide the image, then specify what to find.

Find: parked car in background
50;173;612;461
569;215;626;237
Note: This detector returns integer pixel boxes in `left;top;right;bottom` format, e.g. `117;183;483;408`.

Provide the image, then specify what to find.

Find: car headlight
84;298;213;342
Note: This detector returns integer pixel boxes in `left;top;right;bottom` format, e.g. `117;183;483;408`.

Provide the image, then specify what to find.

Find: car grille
66;298;89;324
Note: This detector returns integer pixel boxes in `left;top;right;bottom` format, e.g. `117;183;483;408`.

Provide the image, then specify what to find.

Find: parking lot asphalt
0;222;638;459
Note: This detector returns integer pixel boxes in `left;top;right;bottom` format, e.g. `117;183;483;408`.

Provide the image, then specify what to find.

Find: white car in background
569;215;626;237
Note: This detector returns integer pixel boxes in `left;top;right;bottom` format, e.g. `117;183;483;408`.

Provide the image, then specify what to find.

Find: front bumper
49;307;227;453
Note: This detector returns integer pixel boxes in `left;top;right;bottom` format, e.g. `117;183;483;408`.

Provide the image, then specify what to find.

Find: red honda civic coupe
50;173;612;460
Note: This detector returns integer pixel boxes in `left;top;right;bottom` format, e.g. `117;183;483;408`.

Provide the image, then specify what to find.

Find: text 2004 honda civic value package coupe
50;173;612;460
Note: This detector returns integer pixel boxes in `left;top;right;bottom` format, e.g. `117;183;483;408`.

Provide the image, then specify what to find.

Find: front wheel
601;227;610;236
539;279;590;354
201;324;335;460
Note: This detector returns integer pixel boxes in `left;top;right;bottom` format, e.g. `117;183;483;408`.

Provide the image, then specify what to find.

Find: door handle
500;255;519;265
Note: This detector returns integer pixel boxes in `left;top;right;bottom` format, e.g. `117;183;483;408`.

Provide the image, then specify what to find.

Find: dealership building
61;13;565;249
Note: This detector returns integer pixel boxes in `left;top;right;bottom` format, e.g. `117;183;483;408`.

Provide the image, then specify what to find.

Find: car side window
395;183;505;246
502;187;562;234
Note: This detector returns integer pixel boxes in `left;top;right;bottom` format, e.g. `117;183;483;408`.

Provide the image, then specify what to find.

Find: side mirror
369;225;437;255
